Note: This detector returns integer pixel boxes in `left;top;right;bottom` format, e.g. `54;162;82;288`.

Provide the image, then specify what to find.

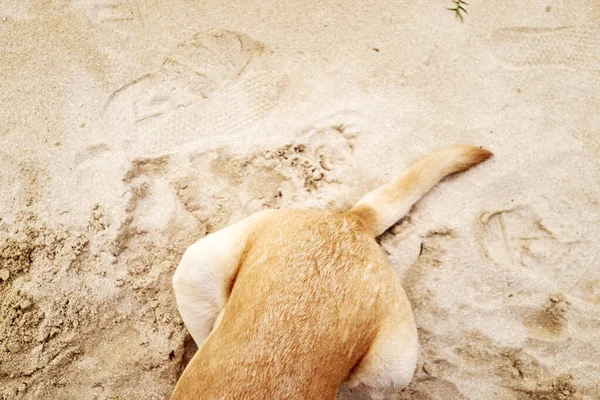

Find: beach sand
1;1;599;399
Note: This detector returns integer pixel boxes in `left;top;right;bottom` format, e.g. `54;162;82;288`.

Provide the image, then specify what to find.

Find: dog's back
172;210;404;399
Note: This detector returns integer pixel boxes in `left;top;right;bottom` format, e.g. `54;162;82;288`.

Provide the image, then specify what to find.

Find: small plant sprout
448;0;468;23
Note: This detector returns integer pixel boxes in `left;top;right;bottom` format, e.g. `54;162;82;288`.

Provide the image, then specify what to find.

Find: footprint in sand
128;30;267;122
71;0;136;24
490;26;600;71
104;29;288;156
476;206;576;270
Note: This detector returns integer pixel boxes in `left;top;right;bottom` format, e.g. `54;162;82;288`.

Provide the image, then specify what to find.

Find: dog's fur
171;145;492;399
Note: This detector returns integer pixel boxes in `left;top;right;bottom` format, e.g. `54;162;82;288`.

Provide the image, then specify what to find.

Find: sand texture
1;0;600;399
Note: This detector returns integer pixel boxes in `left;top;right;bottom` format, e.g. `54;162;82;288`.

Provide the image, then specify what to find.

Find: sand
1;0;599;399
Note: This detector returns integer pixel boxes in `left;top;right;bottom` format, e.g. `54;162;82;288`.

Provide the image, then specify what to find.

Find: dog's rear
171;145;492;400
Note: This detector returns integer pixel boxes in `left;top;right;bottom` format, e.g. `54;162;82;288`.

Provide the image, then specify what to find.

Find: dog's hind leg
172;210;274;347
345;291;419;399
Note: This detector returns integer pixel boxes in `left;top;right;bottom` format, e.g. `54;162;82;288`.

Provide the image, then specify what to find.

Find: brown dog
171;145;492;399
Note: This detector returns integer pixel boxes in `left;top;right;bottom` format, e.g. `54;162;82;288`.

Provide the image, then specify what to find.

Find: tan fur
171;145;492;400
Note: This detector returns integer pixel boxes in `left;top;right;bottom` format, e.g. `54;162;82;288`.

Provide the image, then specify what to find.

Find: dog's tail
346;145;492;237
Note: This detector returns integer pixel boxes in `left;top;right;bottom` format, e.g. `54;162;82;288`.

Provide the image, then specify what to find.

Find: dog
170;145;492;399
